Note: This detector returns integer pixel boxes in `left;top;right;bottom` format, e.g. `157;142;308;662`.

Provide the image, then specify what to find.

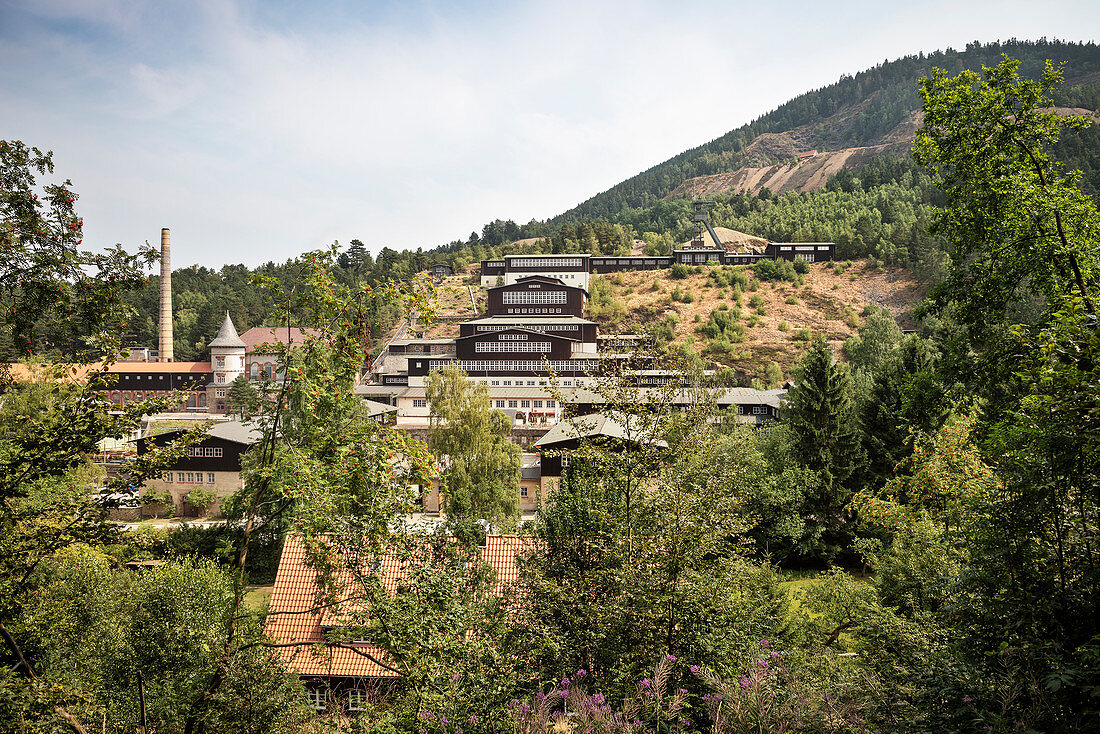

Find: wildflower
576;668;587;677
468;715;479;724
690;665;701;674
640;678;651;688
561;678;571;687
963;696;974;704
739;676;751;690
665;654;677;662
760;639;770;648
770;651;780;659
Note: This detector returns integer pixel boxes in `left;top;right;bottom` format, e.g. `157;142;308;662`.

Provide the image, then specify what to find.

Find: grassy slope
593;260;926;380
421;261;925;382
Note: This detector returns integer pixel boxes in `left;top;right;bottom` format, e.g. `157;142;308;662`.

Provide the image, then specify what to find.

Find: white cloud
3;0;1099;265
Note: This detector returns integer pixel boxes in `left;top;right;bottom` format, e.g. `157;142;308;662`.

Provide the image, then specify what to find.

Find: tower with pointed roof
208;312;247;413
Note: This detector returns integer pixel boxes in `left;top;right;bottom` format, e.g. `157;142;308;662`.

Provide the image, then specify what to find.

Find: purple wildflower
770;651;780;659
665;653;677;662
690;665;700;674
468;715;479;724
576;668;587;677
561;678;571;687
963;696;974;704
760;638;770;648
640;677;651;689
739;675;751;690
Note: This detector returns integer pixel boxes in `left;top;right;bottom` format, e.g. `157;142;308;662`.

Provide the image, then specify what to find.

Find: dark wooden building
460;315;598;345
137;420;262;517
485;276;587;317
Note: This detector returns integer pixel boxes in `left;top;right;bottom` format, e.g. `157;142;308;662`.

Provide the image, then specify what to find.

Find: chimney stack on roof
158;228;174;362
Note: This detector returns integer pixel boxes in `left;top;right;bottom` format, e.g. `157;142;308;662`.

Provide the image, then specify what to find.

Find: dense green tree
911;54;1100;730
782;341;863;556
425;364;521;525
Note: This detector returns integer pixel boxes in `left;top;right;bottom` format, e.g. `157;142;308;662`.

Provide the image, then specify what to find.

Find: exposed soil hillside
669;143;905;199
415;262;926;382
593;260;926;380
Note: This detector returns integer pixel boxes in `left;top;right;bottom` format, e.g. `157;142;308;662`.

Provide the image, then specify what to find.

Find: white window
752;406;767;415
546;400;556;408
165;472;172;482
195;473;203;483
177;472;185;482
534;400;543;408
186;473;194;483
507;400;518;408
475;341;551;353
307;688;327;710
348;689;368;712
216;374;225;384
216;357;225;368
214;448;223;457
520;486;529;498
521;400;531;408
503;291;567;305
215;389;226;398
413;399;427;408
208;473;215;483
495;400;505;408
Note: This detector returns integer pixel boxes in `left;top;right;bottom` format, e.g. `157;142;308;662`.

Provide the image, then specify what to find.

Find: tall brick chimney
158;227;174;362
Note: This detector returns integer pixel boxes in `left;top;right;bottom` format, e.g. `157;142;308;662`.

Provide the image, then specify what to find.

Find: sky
2;0;1100;269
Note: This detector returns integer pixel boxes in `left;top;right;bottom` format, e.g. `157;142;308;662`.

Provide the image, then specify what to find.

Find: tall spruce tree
783;340;863;552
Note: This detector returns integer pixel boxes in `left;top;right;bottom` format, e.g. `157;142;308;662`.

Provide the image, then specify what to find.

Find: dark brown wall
139;433;252;472
485;279;586;318
455;329;577;361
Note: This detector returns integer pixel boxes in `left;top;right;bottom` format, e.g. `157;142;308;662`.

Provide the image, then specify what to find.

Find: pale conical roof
209;312;246;348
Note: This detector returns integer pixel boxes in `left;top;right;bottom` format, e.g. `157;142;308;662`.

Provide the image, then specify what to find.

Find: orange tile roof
264;533;527;679
240;326;322;352
2;362;97;383
106;361;211;374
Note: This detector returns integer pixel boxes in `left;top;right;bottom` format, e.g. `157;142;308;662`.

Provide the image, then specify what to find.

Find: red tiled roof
240;327;322;352
264;533;527;679
106;361;211;374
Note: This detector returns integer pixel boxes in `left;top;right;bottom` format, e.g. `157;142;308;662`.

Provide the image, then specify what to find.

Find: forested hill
550;39;1100;221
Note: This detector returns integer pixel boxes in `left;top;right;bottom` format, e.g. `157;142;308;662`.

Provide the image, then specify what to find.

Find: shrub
184;488;218;514
730;284;743;304
778;320;789;332
749;293;765;309
793;259;810;274
747;315;760;327
669;263;691;279
785;295;799;305
832;282;840;290
753;259;778;281
793;328;813;341
748;278;760;291
765;361;784;387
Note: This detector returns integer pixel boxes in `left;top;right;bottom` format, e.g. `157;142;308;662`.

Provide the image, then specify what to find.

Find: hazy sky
2;1;1099;268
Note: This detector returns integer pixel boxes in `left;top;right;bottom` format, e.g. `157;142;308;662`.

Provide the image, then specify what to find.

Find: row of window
166;471;217;483
499;333;528;340
509;258;584;268
189;447;225;457
493;399;556;409
502;290;568;304
432;359;600;372
476;324;579;332
307;688;370;712
505;307;566;314
474;341;552;353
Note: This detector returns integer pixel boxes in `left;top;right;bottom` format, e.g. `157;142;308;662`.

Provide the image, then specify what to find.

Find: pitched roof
107;361;212;374
209;313;247;348
205;419;264;444
239;326;322;351
264;534;527;679
533;411;668;449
